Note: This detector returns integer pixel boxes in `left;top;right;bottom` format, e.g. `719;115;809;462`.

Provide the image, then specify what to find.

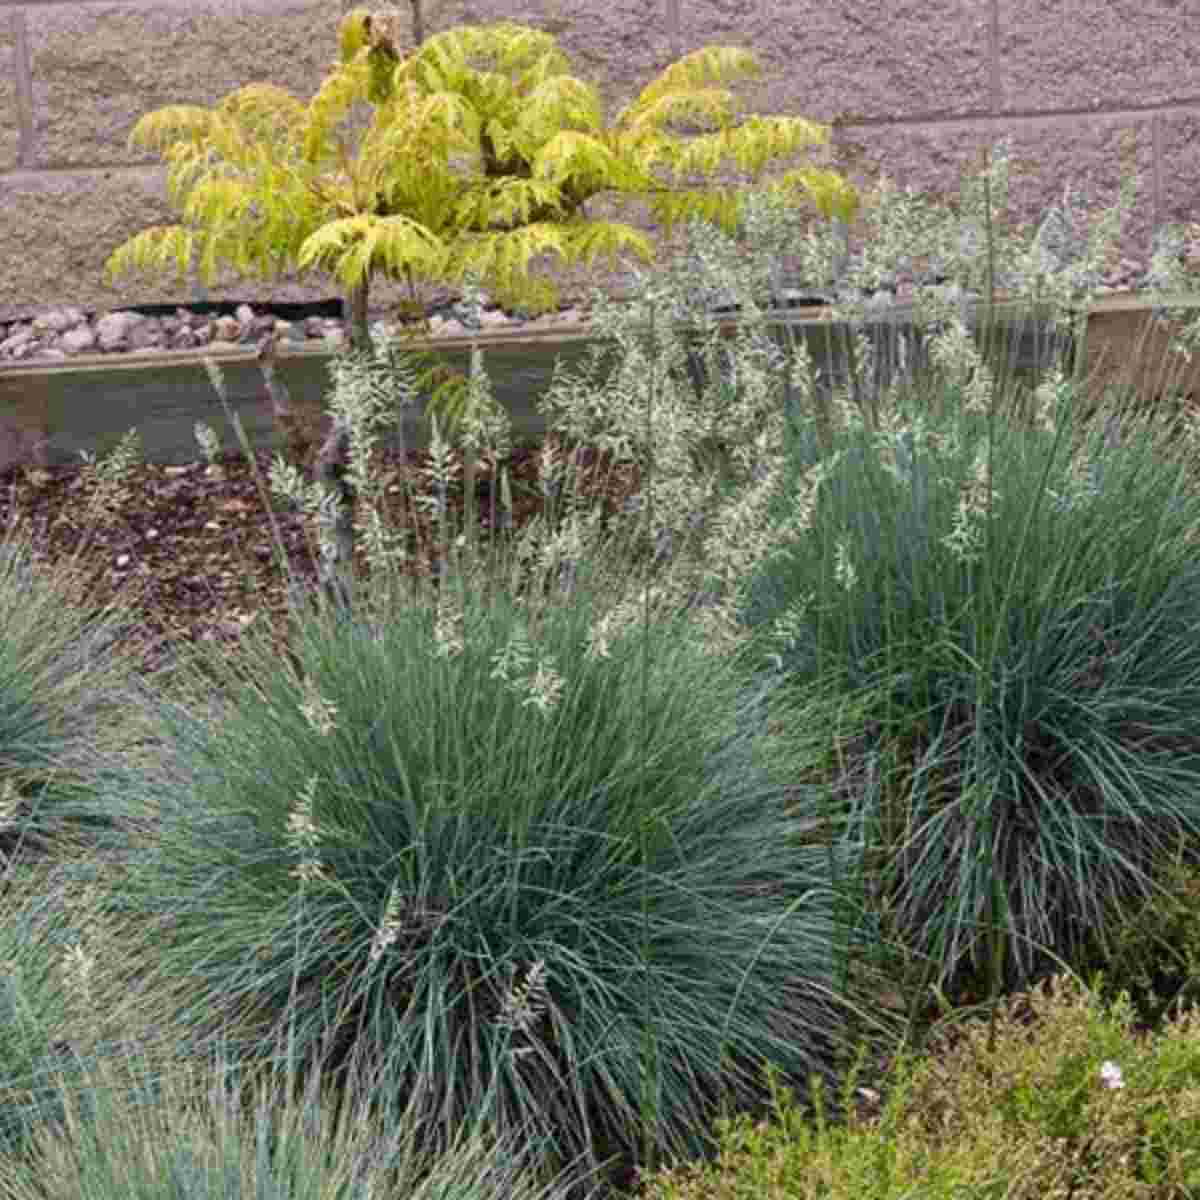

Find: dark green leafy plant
1077;839;1200;1032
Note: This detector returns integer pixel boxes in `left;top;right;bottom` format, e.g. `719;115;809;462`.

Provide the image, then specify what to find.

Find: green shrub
94;575;899;1187
640;973;1200;1199
1077;837;1200;1032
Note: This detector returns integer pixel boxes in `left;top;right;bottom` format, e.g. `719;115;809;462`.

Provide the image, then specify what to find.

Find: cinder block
0;15;20;171
999;0;1200;112
0;166;362;321
413;0;682;125
25;0;344;169
1157;112;1200;234
813;117;1159;271
680;0;992;124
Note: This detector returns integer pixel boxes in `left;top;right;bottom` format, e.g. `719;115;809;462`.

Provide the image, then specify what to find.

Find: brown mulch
0;432;647;695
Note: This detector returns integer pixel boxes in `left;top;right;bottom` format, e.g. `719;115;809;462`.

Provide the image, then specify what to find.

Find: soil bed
0;433;645;692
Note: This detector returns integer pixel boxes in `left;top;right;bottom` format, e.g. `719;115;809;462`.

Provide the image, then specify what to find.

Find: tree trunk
312;416;358;618
345;281;370;353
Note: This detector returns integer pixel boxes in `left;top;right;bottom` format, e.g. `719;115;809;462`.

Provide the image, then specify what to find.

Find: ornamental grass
5;135;1200;1197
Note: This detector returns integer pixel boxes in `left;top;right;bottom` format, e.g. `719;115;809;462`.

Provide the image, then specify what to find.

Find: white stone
59;326;98;354
429;315;466;337
235;303;256;327
33;306;87;334
128;319;164;350
213;315;241;342
95;310;139;350
0;328;35;355
477;308;514;329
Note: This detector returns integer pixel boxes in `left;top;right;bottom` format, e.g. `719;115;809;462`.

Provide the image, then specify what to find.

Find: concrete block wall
0;0;1196;323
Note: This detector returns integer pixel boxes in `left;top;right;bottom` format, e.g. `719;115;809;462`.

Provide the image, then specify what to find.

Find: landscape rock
249;314;277;341
170;326;199;350
0;326;35;357
127;318;163;351
33;306;86;335
477;308;513;329
428;315;467;337
212;315;241;342
59;326;97;354
0;260;1163;366
95;310;139;352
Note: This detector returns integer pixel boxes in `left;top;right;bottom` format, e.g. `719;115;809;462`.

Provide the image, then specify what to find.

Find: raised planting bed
1076;290;1200;410
0;293;1088;472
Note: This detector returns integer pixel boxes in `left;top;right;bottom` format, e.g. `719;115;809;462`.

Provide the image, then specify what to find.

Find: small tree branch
255;329;312;467
313;415;358;618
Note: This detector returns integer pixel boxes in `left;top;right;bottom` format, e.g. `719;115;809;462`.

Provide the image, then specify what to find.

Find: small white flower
61;943;94;1003
369;882;404;966
432;592;465;658
942;444;994;564
194;421;221;464
490;629;533;684
0;778;21;828
286;776;326;885
298;681;338;738
520;659;565;716
497;959;549;1037
833;538;857;592
585;589;666;662
1100;1061;1125;1090
418;416;460;518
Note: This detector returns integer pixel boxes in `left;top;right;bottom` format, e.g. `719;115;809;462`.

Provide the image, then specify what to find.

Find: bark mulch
0;432;647;695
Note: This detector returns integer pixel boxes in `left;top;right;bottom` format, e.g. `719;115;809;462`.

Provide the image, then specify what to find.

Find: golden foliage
106;15;862;314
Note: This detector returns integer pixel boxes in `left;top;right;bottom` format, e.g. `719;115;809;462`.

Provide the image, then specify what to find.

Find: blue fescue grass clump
1;1038;601;1200
735;350;1200;1003
0;860;128;1166
0;489;160;858
92;569;900;1186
